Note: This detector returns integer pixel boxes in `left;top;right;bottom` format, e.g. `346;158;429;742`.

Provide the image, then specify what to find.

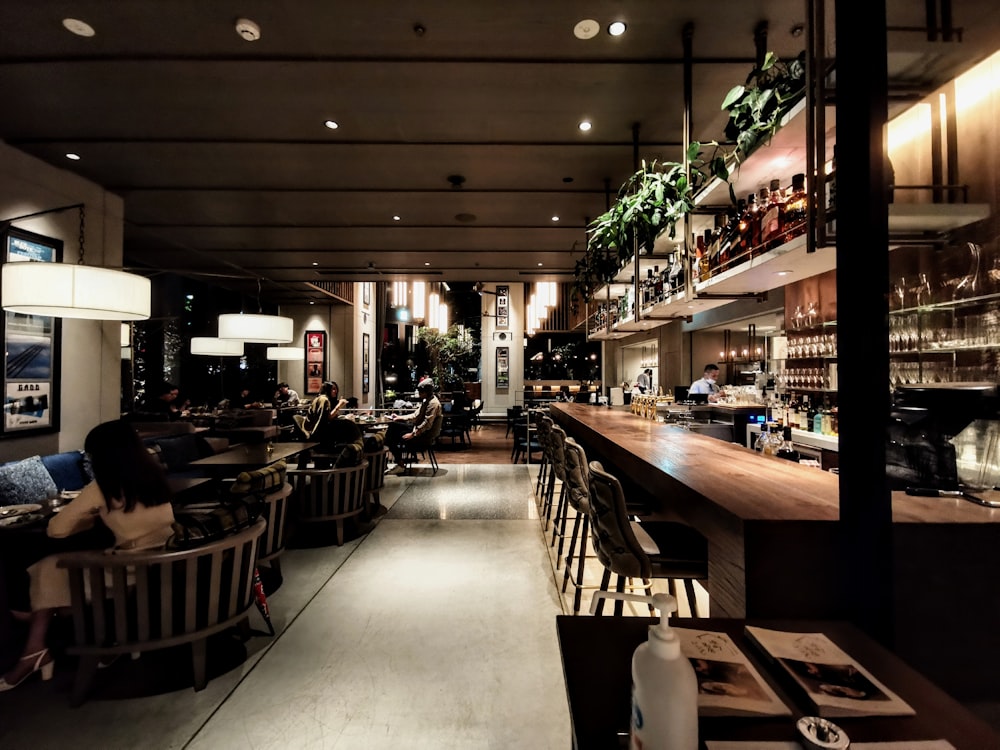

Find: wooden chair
363;446;390;516
403;412;443;475
587;461;708;617
228;462;292;579
288;460;369;545
58;518;266;705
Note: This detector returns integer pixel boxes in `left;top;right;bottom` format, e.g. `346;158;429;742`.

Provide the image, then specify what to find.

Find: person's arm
328;398;348;420
412;400;441;436
47;482;104;539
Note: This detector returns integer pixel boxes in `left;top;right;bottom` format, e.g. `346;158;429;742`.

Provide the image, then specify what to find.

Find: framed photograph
362;282;371;307
496;284;509;329
362;332;370;394
2;227;62;437
305;329;326;395
496;346;509;389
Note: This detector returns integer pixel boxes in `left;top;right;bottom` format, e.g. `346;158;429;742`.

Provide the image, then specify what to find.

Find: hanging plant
722;50;806;163
574;141;729;302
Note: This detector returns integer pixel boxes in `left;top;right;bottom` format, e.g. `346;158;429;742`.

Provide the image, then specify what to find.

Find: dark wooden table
188;441;317;475
557;615;1000;750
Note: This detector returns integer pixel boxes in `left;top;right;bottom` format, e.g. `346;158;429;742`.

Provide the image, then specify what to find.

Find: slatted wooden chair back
364;447;390;495
290;460;369;544
58;518;266;704
256;482;293;569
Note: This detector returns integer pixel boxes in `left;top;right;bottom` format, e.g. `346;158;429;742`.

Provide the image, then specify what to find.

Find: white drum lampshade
191;337;244;356
267;346;304;360
217;313;293;344
1;262;151;320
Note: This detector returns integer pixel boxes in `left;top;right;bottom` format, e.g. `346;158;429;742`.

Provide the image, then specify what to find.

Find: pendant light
1;204;151;320
266;346;304;360
191;337;244;356
217;279;294;343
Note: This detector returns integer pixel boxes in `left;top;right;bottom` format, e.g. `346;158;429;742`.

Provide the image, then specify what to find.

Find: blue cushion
40;451;92;491
153;435;200;472
0;455;58;506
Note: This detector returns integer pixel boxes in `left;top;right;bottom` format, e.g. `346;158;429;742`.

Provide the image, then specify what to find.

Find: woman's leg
1;609;54;685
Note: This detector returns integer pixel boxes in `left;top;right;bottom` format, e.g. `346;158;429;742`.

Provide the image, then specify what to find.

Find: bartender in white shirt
688;363;726;403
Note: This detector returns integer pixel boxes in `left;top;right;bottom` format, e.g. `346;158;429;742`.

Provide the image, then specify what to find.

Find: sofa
0;451;92;507
142;432;230;478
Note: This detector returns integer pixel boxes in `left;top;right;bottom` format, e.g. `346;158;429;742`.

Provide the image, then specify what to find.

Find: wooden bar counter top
550;402;1000;699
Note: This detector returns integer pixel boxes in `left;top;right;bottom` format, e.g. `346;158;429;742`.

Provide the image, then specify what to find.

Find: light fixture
393;215;401;221
63;18;95;37
217;312;293;343
312;261;319;266
607;21;627;36
412;281;426;319
66;153;81;161
324;120;339;129
191;337;244;356
1;204;151;320
551;216;560;222
537;262;544;267
266;346;305;360
578;120;592;132
424;261;431;266
428;292;440;330
120;323;131;347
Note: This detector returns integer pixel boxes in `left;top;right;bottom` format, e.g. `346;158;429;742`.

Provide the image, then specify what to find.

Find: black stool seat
633;521;709;580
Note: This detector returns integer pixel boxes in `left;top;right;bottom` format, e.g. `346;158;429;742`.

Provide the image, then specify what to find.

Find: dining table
188;440;317;476
557;614;1000;750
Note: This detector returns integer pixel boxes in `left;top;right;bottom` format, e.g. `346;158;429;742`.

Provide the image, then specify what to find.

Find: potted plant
721;51;806;163
575;142;729;302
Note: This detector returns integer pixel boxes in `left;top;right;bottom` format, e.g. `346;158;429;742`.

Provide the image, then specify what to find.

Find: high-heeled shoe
0;649;54;691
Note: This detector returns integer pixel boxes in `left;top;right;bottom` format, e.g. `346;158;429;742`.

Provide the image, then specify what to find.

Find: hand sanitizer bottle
590;592;698;750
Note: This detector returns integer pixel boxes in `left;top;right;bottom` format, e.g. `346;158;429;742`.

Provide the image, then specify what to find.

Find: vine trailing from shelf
574;142;729;302
722;50;806;165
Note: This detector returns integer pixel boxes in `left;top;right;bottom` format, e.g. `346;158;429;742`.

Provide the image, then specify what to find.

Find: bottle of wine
782;173;808;242
668;253;684;296
759;178;786;250
776;426;801;462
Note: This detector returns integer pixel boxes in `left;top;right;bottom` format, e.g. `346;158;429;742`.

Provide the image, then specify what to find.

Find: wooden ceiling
1;1;997;305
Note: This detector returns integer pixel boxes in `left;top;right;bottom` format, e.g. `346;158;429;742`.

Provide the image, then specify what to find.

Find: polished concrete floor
0;464;571;750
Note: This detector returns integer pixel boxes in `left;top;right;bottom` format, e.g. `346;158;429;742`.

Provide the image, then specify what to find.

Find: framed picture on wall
362;332;370;394
2;227;62;437
362;282;371;307
305;329;326;395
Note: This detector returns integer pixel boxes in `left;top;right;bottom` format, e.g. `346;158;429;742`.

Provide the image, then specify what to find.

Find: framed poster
305;330;326;395
496;284;509;329
362;332;370;394
362;282;371;307
496;346;509;389
2;227;62;437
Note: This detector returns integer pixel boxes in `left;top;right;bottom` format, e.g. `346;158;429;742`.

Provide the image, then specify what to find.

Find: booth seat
0;450;92;507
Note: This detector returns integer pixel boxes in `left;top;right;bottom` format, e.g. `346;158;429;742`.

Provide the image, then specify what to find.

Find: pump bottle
590;592;698;750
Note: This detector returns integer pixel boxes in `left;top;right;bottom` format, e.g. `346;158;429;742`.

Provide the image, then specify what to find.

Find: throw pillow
363;432;385;452
0;455;58;506
154;435;200;473
40;450;92;491
166;496;263;550
230;461;287;495
335;438;365;468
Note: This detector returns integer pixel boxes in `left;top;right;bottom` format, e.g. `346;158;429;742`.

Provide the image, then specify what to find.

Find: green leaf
686;140;703;162
721;84;746;110
711;156;729;182
761;51;777;71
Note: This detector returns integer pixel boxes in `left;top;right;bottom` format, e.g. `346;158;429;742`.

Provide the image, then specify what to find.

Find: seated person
273;382;300;407
0;420;175;691
233;385;262;409
294;381;361;464
385;378;442;470
689;364;727;404
139;381;181;420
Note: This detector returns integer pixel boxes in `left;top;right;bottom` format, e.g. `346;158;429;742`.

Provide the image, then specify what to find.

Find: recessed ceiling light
537;262;544;267
393;215;401;221
234;18;261;42
312;261;319;266
424;262;430;266
775;270;793;276
66;153;81;161
62;18;95;37
310;301;315;305
573;19;599;40
324;120;339;130
578;120;592;132
551;216;560;222
608;21;627;36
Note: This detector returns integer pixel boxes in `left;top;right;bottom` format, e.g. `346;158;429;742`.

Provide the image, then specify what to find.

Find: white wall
352;283;376;406
480;282;524;415
0;142;125;460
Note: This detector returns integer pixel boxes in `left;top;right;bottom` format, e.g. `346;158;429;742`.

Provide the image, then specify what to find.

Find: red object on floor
252;566;275;635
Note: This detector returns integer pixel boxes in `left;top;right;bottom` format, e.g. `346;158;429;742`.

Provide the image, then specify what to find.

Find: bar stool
587;460;708;617
534;415;554;506
560;437;593;614
547;424;571;561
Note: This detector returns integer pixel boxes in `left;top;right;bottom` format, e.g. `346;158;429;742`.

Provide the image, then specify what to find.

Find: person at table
689;363;726;403
273;381;300;407
296;381;348;438
0;419;175;692
140;381;181;420
635;368;652;393
385;378;442;470
233;384;262;409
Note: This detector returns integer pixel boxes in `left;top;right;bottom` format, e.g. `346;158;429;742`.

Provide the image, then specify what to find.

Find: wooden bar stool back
561;437;593;614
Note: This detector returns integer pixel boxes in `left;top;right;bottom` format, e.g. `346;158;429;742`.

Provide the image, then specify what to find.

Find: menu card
744;626;915;717
676;628;792;717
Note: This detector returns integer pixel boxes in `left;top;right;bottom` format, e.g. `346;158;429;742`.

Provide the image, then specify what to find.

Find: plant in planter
722;50;806;163
574;141;729;302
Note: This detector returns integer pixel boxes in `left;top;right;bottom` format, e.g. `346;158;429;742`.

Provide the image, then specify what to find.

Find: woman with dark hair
0;420;175;691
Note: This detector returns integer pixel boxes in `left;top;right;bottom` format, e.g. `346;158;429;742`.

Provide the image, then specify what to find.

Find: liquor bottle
776;426;801;462
744;192;762;252
653;265;663;302
755;422;776;454
643;268;654;308
708;214;727;277
782;173;808;242
759;178;786;250
718;207;739;273
698;230;712;281
668;252;684;296
730;198;749;269
825;145;837;230
753;187;770;257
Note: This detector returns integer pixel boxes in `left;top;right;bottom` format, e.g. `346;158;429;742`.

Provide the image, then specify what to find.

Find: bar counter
550;402;1000;698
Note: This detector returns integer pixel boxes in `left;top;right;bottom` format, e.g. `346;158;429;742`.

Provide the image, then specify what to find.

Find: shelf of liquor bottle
609;240;681;283
747;422;839;452
588;326;632;341
693;99;837;207
780;387;839;393
591;281;632;302
694;233;836;296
